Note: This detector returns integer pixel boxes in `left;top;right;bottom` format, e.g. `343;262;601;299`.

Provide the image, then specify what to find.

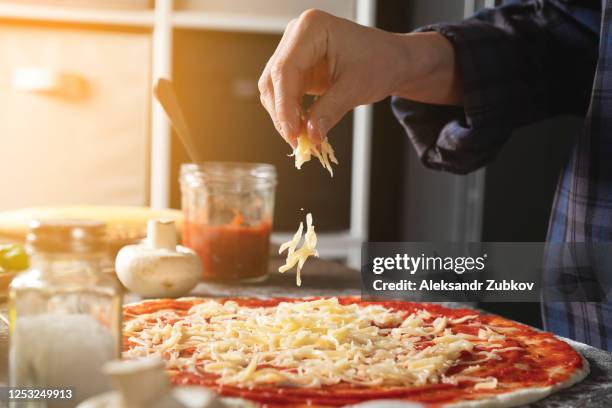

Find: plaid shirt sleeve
392;0;598;174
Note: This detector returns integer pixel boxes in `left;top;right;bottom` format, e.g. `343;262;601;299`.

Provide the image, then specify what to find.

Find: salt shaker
9;220;122;408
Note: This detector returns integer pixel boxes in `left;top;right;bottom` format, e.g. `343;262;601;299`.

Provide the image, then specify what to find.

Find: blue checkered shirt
392;0;612;349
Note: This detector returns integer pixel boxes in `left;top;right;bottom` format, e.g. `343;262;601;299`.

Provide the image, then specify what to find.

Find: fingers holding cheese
291;134;338;177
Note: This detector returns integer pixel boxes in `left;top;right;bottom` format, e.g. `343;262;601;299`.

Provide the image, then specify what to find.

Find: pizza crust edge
216;354;589;408
442;353;589;408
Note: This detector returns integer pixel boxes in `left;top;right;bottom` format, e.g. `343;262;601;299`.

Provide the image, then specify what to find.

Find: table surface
1;254;611;407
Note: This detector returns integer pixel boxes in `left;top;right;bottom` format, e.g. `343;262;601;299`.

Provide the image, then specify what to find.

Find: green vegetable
0;244;29;271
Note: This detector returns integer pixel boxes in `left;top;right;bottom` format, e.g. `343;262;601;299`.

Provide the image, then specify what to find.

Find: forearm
390;32;462;106
393;0;598;174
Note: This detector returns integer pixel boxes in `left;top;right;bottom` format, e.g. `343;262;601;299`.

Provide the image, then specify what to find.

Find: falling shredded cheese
292;134;338;176
125;298;512;390
278;213;318;286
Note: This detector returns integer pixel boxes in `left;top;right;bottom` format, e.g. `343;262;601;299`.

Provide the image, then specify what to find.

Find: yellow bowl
0;270;18;299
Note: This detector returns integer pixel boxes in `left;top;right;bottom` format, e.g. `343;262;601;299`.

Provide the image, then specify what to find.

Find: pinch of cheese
292;134;338;176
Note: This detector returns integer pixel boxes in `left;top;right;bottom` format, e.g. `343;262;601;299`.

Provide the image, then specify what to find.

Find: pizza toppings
123;298;525;392
292;134;338;176
278;213;318;286
123;297;588;407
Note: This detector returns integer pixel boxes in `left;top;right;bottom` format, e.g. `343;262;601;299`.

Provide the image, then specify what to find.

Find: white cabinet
0;24;151;210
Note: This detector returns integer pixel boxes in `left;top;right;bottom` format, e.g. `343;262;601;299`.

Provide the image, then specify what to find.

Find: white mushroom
115;219;201;298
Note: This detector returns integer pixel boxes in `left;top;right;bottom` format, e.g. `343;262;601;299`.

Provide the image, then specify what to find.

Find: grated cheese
474;377;498;390
124;298;508;390
278;213;318;286
478;327;506;342
292;134;338;177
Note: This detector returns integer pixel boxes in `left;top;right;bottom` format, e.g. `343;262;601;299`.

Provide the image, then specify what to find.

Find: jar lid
26;219;107;254
180;162;277;188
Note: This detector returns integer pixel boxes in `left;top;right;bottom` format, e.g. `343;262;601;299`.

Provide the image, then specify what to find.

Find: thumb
306;79;354;144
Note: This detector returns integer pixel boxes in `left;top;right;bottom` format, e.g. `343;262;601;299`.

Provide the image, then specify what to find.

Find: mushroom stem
147;219;177;251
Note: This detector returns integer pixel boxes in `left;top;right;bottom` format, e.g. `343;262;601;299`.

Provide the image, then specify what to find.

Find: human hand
258;9;460;148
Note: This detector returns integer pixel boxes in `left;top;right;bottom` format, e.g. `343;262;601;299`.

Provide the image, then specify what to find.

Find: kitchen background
0;0;579;327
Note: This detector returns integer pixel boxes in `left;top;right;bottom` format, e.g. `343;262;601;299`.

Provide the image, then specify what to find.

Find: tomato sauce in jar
184;215;272;281
180;163;276;282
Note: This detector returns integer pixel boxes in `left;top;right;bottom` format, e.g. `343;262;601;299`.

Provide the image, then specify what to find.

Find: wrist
391;31;462;105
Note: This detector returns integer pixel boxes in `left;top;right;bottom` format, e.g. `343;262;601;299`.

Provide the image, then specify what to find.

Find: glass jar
180;162;276;282
8;220;122;408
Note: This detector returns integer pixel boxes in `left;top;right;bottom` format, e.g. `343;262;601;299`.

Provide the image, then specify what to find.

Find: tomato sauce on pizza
123;297;587;407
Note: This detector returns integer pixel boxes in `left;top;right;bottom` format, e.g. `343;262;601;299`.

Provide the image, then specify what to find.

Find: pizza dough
123;297;588;408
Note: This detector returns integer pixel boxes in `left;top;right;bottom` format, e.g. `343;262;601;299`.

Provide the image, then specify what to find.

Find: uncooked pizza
123;297;588;407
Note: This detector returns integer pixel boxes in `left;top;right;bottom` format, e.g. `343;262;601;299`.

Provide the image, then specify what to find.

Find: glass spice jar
9;220;122;408
180;162;276;282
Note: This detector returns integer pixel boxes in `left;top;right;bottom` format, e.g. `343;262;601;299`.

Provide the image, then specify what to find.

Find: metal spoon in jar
153;78;202;164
